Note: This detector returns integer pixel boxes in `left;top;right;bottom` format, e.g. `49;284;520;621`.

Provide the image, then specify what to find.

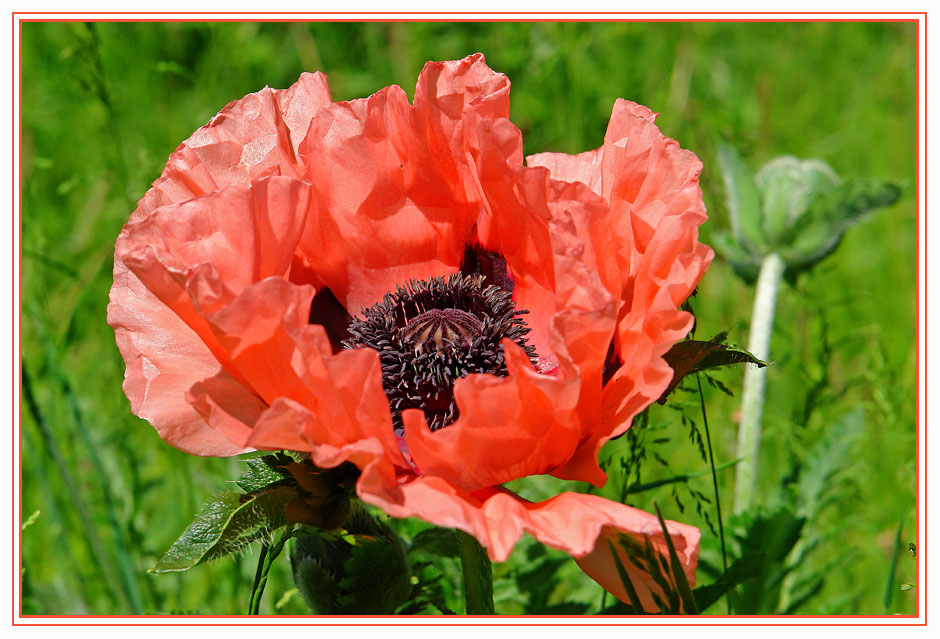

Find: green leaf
725;507;806;614
717;144;765;252
292;541;342;614
337;536;412;613
781;178;901;279
711;231;763;284
791;409;864;518
455;529;495;614
692;552;765;613
291;504;411;615
151;486;297;573
660;335;768;403
235;455;290;492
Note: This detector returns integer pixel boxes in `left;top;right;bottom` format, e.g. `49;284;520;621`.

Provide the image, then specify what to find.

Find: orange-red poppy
109;54;712;612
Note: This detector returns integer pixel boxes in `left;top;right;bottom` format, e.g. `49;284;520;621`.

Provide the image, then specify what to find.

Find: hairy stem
248;527;293;615
455;529;495;615
734;252;785;514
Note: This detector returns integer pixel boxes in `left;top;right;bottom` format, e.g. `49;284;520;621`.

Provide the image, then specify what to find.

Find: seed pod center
400;308;483;353
341;273;536;432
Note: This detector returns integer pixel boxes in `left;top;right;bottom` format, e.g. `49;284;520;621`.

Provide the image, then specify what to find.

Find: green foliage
660;332;768;403
654;503;699;614
455;530;495;615
692;553;765;613
725;508;806;614
714;148;901;283
235;457;290;492
408;527;461;558
779;178;902;281
20;20;915;615
290;505;411;615
152;488;296;573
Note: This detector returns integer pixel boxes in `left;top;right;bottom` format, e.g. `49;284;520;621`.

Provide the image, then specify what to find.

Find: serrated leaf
292;544;342;614
151;486;297;573
235;456;289;492
717;144;765;252
792;409;864;518
781;178;901;279
659;337;767;403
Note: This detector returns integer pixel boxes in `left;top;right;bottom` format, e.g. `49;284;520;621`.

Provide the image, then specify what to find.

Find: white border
6;9;929;631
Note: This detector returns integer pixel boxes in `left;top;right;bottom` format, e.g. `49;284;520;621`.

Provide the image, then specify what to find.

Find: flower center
400;308;482;353
343;273;535;433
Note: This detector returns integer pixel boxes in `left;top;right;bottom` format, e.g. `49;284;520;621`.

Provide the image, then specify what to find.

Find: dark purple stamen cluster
342;273;535;433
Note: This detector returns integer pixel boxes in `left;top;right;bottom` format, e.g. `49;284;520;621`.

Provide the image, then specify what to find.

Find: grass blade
697;373;729;612
22;364;132;612
883;515;904;612
606;539;646;614
625;458;741;495
31;311;145;612
653;502;699;614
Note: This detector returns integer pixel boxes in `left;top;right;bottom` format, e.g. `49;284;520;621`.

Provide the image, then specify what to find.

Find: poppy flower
108;54;712;612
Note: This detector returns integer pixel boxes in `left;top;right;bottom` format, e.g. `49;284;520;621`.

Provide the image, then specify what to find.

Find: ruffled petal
180;280;407;500
119;176;311;297
110;177;315;453
527;100;713;483
403;341;582;493
245;396;403;507
186;277;405;469
574;513;700;613
108;254;244;456
296;57;514;316
360;475;697;612
292;54;520;316
394;119;622;490
600;101;714;438
132;72;331;224
412;53;517;192
526;148;603;194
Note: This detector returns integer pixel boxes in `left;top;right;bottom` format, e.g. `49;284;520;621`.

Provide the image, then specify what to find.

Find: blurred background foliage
20;21;916;615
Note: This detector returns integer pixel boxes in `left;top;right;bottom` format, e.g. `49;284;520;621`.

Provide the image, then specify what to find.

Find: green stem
455;529;494;615
697;373;729;613
248;527;293;615
734;252;785;514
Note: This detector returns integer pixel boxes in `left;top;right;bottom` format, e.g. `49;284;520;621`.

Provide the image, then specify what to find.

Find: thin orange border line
919;12;926;625
13;10;20;627
9;11;931;15
13;18;924;24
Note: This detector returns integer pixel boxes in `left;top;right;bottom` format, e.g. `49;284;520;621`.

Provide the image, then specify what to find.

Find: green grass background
20;21;917;615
